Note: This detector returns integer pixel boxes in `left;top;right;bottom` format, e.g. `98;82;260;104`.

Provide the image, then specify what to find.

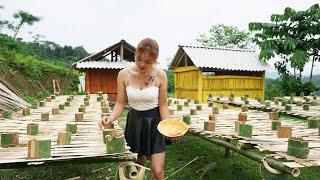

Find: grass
1;109;320;179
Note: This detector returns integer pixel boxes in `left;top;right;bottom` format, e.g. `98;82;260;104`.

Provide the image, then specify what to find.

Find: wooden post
196;105;202;110
225;138;231;158
31;103;38;109
268;111;279;120
209;114;217;121
190;109;197;115
65;101;70;107
46;97;51;102
296;101;303;106
84;101;89;106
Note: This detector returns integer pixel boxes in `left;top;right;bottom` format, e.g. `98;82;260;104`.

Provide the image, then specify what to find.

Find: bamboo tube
245;100;249;105
268;111;279;120
101;100;106;107
229;97;234;102
101;107;110;113
66;123;77;134
190;109;197;115
212;106;219;114
184;101;189;106
238;113;247;122
51;95;56;100
84;100;90;106
237;142;255;150
1;132;19;147
235;121;245;132
177;104;182;111
59;104;65;110
277;126;292;138
271;121;281;130
65;101;70;107
296;101;303;106
2;111;12;119
103;129;114;143
194;100;199;104
22;108;30;116
287;138;309;159
241;105;248;112
285;105;292;111
208;102;213;107
57;131;71;145
78;107;85;113
27;123;39;135
124;164;139;179
303;104;309;111
183;115;190;125
196;162;217;177
265;101;271;107
75;113;84;122
223;103;228;109
204;121;215;131
46;97;51;102
84;97;89;102
308;118;319;129
239;124;252;137
28;139;51;159
209;114;217;121
52;108;60;115
169;109;174;115
39;101;45;107
41;112;49;121
196;105;202;110
310;100;318;106
97;96;103;101
174;100;179;105
31;103;38;109
106;130;125;154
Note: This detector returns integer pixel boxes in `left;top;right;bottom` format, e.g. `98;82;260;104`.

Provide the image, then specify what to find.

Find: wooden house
72;40;135;101
170;45;269;102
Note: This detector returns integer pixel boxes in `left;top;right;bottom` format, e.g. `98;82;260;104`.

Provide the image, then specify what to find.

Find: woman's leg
151;152;165;180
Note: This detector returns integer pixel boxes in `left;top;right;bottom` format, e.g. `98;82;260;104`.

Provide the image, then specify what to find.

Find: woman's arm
102;69;127;125
158;70;170;120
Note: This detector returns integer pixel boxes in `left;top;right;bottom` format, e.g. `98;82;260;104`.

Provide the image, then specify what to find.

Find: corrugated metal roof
76;61;134;69
180;46;269;71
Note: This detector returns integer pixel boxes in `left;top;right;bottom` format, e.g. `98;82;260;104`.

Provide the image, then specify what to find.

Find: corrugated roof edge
178;45;256;53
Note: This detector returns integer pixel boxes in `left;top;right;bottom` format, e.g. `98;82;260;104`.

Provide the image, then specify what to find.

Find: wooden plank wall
174;66;264;103
85;69;119;101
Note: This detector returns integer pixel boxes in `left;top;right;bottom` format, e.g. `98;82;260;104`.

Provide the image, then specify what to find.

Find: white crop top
125;68;160;111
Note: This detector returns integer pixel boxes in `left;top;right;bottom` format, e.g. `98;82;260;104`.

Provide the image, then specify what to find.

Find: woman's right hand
99;117;113;129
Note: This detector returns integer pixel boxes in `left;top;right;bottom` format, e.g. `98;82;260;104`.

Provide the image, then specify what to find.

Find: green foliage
249;4;320;81
265;76;302;100
0;34;89;67
9;11;41;39
197;24;253;49
301;82;316;95
165;69;174;93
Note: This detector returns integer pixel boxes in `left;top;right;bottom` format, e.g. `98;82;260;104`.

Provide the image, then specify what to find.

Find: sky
1;0;319;76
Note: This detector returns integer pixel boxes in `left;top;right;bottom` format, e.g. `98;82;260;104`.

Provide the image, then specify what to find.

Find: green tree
9;11;41;39
196;24;253;49
249;4;320;82
0;4;8;33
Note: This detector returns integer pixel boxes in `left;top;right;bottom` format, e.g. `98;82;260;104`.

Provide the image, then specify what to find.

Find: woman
101;38;170;180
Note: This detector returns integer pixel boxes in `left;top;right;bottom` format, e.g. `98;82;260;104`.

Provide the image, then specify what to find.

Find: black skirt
125;107;166;157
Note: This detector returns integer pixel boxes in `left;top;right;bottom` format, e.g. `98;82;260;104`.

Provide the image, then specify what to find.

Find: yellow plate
157;119;188;138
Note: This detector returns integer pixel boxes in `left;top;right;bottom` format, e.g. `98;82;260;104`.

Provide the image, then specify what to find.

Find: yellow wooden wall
173;66;265;102
174;66;200;100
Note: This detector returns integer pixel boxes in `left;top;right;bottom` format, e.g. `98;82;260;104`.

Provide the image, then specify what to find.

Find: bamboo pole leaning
188;131;300;177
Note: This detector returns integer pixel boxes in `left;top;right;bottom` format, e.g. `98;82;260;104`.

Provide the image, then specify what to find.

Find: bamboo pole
188;131;300;177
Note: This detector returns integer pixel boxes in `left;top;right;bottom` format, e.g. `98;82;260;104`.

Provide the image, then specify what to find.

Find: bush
302;82;316;95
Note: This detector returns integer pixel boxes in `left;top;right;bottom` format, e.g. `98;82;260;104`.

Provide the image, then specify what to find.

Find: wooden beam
120;44;124;60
